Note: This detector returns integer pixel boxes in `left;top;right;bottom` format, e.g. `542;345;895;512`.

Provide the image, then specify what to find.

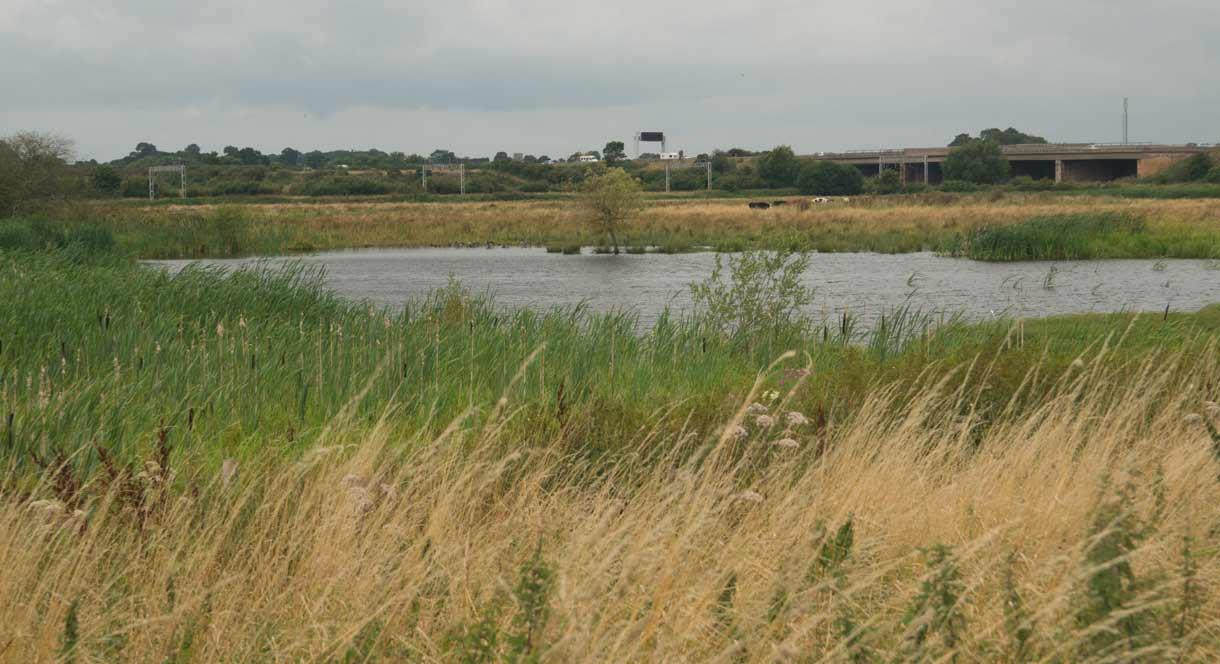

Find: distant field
32;192;1220;260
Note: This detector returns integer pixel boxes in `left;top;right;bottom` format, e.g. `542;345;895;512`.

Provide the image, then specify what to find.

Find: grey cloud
1;0;1217;160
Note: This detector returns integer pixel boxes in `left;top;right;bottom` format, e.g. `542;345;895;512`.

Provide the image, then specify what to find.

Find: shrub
1008;175;1056;192
689;249;813;342
940;180;983;193
1157;153;1214;183
867;169;902;195
92;165;122;197
797;161;864;196
942;139;1010;184
121;177;147;198
757;145;801;188
0;131;74;216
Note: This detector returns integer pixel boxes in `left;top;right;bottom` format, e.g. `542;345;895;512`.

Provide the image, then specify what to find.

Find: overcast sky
3;0;1218;161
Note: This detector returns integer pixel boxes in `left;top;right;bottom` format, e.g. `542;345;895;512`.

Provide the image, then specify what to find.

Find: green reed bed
945;211;1220;261
2;249;1219;482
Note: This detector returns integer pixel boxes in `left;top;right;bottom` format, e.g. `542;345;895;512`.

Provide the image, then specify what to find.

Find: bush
715;170;765;192
940;180;983;193
689;249;813;342
757;146;801;188
866;169;902;195
796;161;864;196
1156;153;1214;183
942;140;1010;184
1008;176;1056;192
0;131;74;216
121;177;147;198
92;165;122;197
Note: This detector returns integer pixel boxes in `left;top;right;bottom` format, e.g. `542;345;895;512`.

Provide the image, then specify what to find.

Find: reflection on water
148;248;1220;328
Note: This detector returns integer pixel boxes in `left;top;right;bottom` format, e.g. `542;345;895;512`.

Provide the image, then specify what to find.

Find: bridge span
808;143;1213;184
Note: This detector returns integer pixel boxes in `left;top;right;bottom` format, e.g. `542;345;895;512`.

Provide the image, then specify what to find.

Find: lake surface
149;248;1220;328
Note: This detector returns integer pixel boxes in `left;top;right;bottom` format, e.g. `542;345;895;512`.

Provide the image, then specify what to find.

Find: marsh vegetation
4;243;1220;660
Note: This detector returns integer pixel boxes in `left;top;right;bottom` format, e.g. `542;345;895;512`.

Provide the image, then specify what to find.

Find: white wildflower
773;438;800;449
734;490;764;503
216;321;225;337
139;460;163;483
1184;413;1205;425
746;403;769;415
762;390;780;402
755;414;775;428
785;411;810;427
220;459;239;488
1070;358;1085;369
727;425;749;441
347;486;374;514
341;473;366;488
28;499;65;517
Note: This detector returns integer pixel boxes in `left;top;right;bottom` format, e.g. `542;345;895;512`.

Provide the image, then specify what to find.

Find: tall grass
4;339;1220;660
3;250;1219;478
947;212;1220;261
5;249;1220;659
28;194;1220;259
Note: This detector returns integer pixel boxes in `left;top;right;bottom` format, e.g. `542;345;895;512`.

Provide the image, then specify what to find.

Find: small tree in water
690;249;813;342
579;168;642;255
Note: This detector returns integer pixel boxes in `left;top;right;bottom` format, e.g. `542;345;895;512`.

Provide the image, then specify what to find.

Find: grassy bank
3;249;1220;472
3;250;1220;660
19;193;1220;260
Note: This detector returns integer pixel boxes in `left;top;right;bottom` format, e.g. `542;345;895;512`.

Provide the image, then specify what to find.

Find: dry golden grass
99;194;1220;257
5;347;1220;661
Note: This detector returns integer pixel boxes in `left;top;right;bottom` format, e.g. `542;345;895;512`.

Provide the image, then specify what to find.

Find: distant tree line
949;127;1048;147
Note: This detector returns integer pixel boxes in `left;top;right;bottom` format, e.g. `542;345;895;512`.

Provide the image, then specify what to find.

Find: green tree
980;127;1048;145
493;151;510;162
942;139;1010;184
603;140;626;165
1157;153;1213;183
796;160;863;195
93;165;122;197
304;151;327;169
950;128;1047;147
757;145;801;188
0;131;74;216
236;147;267;165
578;168;643;255
710;150;736;174
134;141;158;156
871;169;902;194
182;143;202;157
279;147;302;167
949;133;973;147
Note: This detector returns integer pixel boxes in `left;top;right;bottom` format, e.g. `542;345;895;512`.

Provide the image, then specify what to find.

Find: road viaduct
808;143;1212;184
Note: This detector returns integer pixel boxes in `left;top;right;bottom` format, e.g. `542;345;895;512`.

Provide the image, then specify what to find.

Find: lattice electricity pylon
148;165;186;200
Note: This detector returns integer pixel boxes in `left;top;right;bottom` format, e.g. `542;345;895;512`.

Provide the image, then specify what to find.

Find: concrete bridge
808;143;1213;184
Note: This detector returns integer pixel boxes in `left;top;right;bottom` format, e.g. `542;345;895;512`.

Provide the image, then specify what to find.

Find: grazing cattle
748;201;771;210
771;200;788;206
812;197;831;204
